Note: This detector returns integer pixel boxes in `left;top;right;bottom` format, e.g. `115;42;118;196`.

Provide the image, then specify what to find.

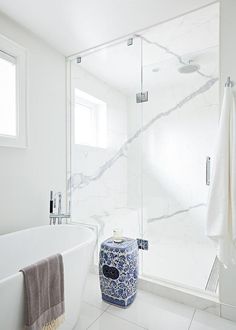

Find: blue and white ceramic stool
99;237;139;308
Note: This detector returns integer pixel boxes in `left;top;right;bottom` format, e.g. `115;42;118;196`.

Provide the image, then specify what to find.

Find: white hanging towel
207;84;236;267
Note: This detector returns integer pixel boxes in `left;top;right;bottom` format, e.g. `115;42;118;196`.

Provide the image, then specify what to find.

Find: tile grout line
105;308;148;329
105;306;147;329
188;308;196;330
72;300;109;330
83;299;110;312
86;302;147;329
86;308;108;329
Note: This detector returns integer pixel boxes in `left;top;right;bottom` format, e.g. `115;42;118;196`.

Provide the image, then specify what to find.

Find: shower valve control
137;239;149;250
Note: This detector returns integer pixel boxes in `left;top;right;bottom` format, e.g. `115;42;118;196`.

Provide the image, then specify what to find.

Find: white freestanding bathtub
0;225;96;330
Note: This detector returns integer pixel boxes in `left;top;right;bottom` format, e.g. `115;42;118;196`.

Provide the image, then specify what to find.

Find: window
74;89;107;148
0;34;27;148
0;52;16;136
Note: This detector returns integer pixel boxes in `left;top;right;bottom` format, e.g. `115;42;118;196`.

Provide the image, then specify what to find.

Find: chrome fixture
152;67;159;73
76;56;81;64
49;191;71;225
127;38;133;46
136;91;148;103
137;238;149;250
178;60;200;74
206;156;211;186
225;76;233;87
58;192;62;216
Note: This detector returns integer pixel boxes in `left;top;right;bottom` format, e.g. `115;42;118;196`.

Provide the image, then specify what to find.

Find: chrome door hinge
127;38;133;46
137;239;149;250
136;91;148;103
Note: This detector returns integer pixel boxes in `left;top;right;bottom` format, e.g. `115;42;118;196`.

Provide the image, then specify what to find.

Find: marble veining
70;77;218;190
148;203;206;223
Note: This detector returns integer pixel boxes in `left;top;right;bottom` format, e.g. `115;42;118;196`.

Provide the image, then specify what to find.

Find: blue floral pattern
99;238;139;308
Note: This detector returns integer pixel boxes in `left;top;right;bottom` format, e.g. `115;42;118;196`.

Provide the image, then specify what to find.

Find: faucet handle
53;196;57;209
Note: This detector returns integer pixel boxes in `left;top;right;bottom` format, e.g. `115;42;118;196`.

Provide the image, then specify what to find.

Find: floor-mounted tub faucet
49;191;71;225
58;192;62;216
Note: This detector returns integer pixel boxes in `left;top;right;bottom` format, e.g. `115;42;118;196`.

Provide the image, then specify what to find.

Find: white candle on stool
113;229;123;243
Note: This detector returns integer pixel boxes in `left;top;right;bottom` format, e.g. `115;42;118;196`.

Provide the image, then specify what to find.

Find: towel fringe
42;314;65;330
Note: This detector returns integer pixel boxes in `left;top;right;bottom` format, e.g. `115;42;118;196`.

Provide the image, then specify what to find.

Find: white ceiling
0;0;215;56
72;3;219;96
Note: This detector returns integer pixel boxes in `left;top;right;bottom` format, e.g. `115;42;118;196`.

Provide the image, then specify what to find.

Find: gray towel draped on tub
20;254;65;330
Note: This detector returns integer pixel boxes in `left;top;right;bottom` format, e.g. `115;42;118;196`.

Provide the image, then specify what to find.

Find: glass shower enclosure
67;3;219;293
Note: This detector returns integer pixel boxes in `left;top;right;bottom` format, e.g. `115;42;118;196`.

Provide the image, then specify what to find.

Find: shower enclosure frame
65;0;221;310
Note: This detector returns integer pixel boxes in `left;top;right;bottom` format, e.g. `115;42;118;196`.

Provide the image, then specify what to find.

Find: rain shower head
178;61;200;74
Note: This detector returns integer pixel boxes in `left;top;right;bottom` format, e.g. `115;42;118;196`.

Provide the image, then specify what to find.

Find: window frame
0;34;27;148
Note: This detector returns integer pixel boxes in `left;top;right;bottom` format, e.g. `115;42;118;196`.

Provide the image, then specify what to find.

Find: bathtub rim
0;224;96;285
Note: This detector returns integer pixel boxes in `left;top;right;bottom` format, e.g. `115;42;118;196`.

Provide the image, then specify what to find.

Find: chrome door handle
206;156;211;186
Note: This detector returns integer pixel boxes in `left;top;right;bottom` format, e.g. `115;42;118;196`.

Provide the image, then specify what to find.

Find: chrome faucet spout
49;191;70;225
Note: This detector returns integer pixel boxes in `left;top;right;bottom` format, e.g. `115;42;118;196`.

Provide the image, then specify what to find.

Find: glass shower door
140;3;219;290
68;2;219;291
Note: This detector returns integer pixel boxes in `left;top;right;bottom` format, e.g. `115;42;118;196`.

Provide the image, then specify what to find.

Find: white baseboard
138;275;220;315
90;265;220;316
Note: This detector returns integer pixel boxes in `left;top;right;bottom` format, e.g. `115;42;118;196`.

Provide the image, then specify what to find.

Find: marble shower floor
74;273;236;330
142;207;217;290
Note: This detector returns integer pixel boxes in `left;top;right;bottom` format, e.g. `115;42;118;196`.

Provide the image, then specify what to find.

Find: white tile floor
74;273;236;330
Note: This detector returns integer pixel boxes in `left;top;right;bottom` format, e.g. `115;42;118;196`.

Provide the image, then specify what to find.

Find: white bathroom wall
219;0;236;321
0;12;66;234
